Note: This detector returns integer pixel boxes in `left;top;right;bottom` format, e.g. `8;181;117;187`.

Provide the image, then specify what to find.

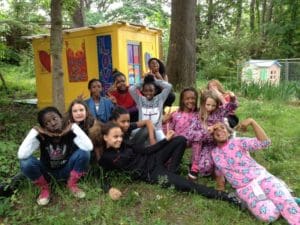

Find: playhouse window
127;42;141;85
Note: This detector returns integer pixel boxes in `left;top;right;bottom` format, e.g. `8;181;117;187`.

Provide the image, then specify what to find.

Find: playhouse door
127;42;141;85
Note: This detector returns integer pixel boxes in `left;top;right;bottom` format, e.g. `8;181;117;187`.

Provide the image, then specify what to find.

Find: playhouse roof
247;60;281;67
24;21;162;40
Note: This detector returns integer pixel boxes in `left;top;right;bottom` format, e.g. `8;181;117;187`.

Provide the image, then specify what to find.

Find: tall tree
50;0;65;112
166;0;196;88
71;0;85;27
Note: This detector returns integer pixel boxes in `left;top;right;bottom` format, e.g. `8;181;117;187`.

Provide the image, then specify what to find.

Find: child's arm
72;123;93;151
154;79;172;102
236;118;271;152
220;95;238;117
186;119;210;142
133;130;178;154
129;84;141;104
17;128;40;159
136;120;156;145
237;118;269;141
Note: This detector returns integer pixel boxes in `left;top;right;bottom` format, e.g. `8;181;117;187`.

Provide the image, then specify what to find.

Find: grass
0;63;300;224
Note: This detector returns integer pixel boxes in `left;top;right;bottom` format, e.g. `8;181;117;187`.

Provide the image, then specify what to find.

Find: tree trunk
255;0;260;32
250;0;255;32
206;0;214;37
266;0;273;23
235;0;243;36
261;0;267;36
72;0;85;28
50;0;65;112
166;0;196;89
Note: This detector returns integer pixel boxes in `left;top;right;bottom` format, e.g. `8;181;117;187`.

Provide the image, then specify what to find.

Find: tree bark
50;0;65;112
166;0;196;89
72;0;85;28
250;0;255;32
255;0;260;32
235;0;243;36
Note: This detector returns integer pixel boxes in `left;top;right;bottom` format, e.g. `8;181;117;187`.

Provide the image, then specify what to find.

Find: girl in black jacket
98;122;241;206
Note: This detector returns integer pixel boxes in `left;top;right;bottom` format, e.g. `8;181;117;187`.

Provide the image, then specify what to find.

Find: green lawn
0;69;299;224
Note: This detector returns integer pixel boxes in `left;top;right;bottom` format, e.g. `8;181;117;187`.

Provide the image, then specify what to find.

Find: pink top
168;111;199;139
212;138;271;189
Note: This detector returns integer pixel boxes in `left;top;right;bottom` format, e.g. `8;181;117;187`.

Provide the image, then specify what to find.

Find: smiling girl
18;107;92;205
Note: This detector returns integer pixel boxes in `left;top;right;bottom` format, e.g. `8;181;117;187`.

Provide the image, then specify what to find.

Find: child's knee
20;156;38;172
75;149;91;162
251;200;280;222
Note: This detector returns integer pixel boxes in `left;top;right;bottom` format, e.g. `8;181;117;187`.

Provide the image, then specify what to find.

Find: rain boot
33;176;50;206
67;170;86;198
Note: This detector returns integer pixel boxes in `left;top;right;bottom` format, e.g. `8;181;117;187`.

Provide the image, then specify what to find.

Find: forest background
0;0;300;224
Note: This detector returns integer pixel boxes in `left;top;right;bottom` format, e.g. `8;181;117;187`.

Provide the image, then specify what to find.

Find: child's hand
236;118;253;132
165;130;175;141
77;93;86;100
34;126;56;137
207;126;214;134
108;95;117;104
162;112;172;123
59;123;73;137
108;187;122;200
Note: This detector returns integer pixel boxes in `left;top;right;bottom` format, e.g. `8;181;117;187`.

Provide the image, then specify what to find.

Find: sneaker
37;189;50;206
188;171;198;181
227;192;246;210
68;186;86;199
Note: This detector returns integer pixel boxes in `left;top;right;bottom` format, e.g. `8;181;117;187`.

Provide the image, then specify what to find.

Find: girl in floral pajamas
187;90;237;190
211;118;300;225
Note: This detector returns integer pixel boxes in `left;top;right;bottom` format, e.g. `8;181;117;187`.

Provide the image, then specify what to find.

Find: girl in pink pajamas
211;118;300;225
187;90;237;190
165;88;210;174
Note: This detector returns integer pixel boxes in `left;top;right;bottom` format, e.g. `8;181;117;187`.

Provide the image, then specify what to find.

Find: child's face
115;76;127;92
89;81;102;97
143;84;156;100
42;112;63;133
104;127;123;149
149;60;159;73
182;90;196;111
114;114;130;133
72;103;87;123
205;97;217;113
213;124;230;144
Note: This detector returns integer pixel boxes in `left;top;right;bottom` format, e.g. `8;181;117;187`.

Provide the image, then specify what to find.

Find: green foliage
231;81;299;102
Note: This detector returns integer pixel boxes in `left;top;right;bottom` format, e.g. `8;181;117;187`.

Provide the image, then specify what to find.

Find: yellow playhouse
30;21;162;109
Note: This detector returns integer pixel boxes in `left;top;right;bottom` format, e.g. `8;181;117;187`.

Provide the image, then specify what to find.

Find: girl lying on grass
18;106;93;205
211;118;300;225
97;120;242;206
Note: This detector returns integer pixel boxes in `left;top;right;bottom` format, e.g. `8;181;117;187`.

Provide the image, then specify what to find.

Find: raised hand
165;130;175;141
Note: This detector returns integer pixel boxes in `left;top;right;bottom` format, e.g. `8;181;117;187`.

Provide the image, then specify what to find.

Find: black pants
147;136;238;205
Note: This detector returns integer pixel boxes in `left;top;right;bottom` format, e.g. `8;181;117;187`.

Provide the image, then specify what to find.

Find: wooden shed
241;60;281;85
30;21;162;109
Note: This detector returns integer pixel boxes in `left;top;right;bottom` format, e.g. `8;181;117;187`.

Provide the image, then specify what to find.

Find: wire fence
278;58;300;82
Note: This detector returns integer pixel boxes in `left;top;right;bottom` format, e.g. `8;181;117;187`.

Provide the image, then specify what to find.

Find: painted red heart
39;50;51;72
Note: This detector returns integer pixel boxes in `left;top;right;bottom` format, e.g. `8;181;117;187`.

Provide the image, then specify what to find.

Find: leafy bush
228;81;299;102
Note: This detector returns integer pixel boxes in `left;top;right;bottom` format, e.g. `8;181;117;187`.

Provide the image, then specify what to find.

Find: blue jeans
20;149;90;181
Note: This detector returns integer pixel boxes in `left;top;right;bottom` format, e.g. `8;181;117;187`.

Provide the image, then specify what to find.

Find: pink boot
67;170;86;198
33;176;50;206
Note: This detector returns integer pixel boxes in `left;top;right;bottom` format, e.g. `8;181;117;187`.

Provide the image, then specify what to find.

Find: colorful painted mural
65;40;88;82
127;43;141;85
38;50;51;73
97;35;113;93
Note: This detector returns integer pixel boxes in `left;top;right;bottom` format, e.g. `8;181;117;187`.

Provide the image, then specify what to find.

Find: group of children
9;57;300;224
